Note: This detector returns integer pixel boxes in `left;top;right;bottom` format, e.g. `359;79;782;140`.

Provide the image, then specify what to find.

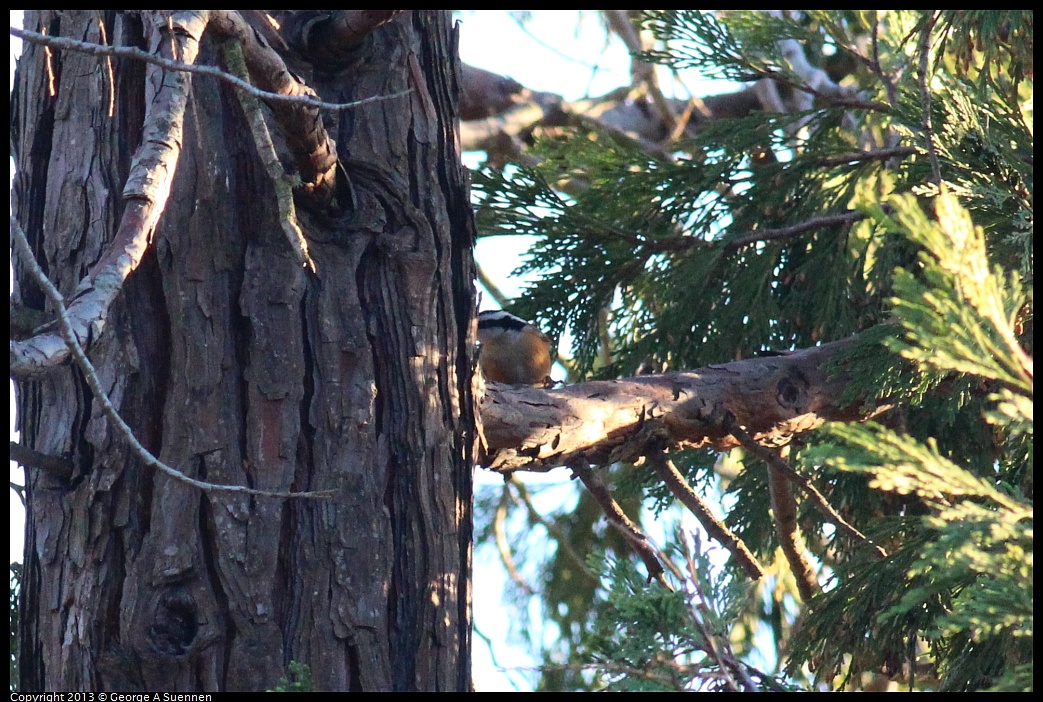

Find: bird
476;310;553;386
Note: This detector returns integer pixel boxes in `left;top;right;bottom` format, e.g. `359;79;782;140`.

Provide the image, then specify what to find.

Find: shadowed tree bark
12;10;476;692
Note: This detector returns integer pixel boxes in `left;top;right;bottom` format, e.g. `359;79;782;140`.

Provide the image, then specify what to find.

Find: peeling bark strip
208;10;339;207
480;334;884;473
11;11;209;378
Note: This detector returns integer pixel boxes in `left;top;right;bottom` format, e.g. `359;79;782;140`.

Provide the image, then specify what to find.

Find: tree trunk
13;10;476;692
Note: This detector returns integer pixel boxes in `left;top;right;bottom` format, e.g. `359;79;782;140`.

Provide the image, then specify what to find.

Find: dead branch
916;12;943;187
569;458;671;588
725;418;887;560
494;485;536;595
458;64;765;162
722;211;869;253
632;206;896;258
644;451;764;580
208;10;342;207
604;10;679;136
10;24;409;113
816;146;918;168
9;441;74;481
13;16;414;212
766;459;820;602
678;531;759;692
510;481;598;582
220;39;315;271
10;11;416;377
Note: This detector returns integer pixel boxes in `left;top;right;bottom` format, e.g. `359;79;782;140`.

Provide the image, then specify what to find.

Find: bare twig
668;94;714;143
495;484;537;595
10;24;412;113
569;459;672;588
472;623;529;692
866;11;899;108
816;146;918;168
9;11;411;377
605;10;679;138
916;12;943;187
722;211;868;253
644;450;764;580
725;416;887;560
717;202;896;254
595;209;889;259
11;216;334;501
511;481;598;582
759;69;891;114
10;481;25;508
678;531;758;692
221;39;315;271
476;263;510;309
508;12;603;70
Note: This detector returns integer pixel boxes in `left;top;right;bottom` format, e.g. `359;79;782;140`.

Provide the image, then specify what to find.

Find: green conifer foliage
473;10;1031;691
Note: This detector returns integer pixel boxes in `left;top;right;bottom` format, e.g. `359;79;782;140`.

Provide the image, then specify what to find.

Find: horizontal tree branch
722;211;869;253
479;332;890;473
816;146;918;168
458;60;764;161
593;203;899;260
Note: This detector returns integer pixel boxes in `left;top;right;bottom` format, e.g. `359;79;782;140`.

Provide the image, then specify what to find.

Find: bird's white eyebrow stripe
478;310;528;330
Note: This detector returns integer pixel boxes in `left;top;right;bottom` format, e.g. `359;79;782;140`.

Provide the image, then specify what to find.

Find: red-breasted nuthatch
477;310;553;386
